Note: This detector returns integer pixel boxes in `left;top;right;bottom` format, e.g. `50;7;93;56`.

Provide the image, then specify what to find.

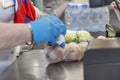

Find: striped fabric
14;0;36;23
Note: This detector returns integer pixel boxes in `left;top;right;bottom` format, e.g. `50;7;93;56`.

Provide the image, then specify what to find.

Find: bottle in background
65;3;72;30
71;4;79;31
78;4;89;31
65;3;109;37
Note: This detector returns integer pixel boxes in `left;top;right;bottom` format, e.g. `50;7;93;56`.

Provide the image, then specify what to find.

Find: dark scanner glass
89;0;113;8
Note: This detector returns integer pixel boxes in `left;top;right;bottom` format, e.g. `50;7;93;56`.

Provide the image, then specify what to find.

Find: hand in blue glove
29;14;66;47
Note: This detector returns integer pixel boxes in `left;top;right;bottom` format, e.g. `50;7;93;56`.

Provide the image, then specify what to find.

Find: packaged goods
45;42;88;63
65;3;109;36
78;42;88;54
64;42;82;61
45;46;65;63
45;30;92;63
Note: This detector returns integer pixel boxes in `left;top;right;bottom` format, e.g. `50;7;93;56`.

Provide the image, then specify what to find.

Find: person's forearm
0;23;32;50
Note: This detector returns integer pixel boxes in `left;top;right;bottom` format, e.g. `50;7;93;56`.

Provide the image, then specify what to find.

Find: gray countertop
0;50;83;80
0;6;120;80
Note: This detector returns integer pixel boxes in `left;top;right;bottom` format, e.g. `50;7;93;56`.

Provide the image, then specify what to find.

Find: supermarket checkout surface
0;50;84;80
1;38;120;80
1;2;120;80
0;6;120;80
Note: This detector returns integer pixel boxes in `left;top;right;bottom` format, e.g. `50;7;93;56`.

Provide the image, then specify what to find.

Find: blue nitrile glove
48;34;66;48
29;14;66;48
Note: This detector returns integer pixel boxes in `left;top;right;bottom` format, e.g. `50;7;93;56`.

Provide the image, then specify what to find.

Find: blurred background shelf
32;0;68;18
45;1;67;18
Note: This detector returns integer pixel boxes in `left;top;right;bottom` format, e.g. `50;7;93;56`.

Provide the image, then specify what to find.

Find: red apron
14;0;36;23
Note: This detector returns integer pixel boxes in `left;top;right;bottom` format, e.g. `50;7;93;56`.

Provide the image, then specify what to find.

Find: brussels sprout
65;30;77;43
77;30;93;42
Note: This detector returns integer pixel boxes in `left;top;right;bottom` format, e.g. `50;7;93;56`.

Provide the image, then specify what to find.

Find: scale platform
84;38;120;80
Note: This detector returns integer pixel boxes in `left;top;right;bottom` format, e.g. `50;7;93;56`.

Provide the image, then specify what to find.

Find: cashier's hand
29;14;66;48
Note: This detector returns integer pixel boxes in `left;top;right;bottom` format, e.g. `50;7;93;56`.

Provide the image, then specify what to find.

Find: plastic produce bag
64;42;83;61
45;42;88;63
45;46;66;63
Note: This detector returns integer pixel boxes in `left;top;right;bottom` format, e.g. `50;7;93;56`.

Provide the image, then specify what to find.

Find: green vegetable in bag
65;30;77;43
77;30;93;42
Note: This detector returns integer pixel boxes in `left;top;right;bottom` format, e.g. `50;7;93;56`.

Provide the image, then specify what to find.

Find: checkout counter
0;6;120;80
